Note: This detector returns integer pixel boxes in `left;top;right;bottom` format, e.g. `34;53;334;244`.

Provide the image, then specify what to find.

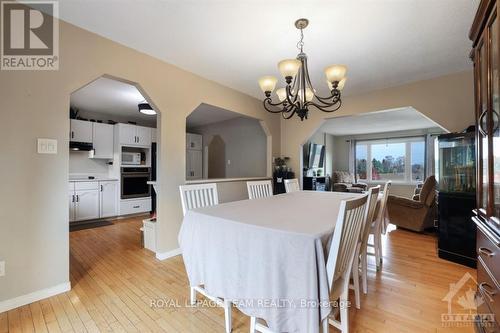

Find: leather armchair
332;171;368;193
387;175;437;232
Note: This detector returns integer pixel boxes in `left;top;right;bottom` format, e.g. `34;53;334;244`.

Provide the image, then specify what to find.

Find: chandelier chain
296;28;304;52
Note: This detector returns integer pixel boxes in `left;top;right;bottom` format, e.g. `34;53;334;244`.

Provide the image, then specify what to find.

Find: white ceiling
56;1;479;99
187;104;243;128
70;77;157;126
319;107;442;136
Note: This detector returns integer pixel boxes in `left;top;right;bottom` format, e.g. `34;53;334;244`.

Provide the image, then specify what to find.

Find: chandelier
258;18;347;121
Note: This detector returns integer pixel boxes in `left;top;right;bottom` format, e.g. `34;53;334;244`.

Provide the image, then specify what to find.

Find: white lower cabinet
69;192;76;222
100;181;118;218
69;180;118;222
75;189;100;221
120;198;151;215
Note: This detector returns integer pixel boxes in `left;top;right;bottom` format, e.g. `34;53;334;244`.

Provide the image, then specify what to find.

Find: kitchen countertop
69;178;118;182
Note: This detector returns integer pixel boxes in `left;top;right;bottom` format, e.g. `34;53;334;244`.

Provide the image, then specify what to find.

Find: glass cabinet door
491;14;500;222
478;40;490;214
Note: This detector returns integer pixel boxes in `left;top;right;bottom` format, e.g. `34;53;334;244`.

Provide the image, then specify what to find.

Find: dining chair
284;178;300;193
250;195;368;333
179;183;232;333
368;181;391;271
350;186;380;308
247;180;273;199
179;183;219;216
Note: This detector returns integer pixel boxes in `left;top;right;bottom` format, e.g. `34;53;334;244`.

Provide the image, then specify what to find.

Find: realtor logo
1;0;59;70
441;272;495;328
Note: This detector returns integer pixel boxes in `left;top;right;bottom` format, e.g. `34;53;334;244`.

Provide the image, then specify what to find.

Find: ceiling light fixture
138;102;156;115
258;18;347;121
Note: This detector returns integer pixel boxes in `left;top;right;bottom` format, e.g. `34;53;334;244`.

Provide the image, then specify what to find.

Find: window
355;137;426;183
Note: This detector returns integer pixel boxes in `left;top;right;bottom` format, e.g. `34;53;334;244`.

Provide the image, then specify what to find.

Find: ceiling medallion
258;18;347;121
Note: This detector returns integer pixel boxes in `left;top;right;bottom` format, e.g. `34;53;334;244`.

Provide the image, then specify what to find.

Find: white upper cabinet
186;133;202;150
70;119;92;143
117;123;137;146
117;123;152;147
92;123;114;159
136;126;152;146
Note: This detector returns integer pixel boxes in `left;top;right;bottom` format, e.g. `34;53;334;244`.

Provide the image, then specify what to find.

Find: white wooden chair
247;180;273;199
250;195;368;333
350;186;380;309
284;178;300;193
179;183;232;333
368;181;391;270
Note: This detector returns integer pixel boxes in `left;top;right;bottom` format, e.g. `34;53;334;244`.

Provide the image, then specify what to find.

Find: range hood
70;141;93;151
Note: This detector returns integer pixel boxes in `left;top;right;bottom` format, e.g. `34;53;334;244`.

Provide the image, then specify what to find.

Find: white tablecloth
178;191;359;333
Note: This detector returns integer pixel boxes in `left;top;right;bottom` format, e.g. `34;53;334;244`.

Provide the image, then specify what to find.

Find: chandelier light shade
258;76;278;93
278;59;301;79
258;18;347;121
324;65;347;83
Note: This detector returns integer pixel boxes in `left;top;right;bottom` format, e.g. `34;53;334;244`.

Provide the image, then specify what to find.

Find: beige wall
0;20;280;304
190;117;267;179
281;71;475;176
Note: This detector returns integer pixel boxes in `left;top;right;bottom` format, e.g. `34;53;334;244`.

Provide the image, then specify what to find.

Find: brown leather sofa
387;175;437;232
331;171;368;193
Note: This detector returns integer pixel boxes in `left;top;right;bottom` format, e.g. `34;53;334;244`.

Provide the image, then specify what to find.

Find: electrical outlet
0;261;5;277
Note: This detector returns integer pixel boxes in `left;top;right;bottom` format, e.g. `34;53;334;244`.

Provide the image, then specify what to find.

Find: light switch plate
0;261;5;277
37;138;57;154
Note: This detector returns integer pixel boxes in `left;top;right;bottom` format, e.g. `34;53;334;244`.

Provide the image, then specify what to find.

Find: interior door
186;150;194;179
75;189;100;221
100;181;118;218
191;150;203;179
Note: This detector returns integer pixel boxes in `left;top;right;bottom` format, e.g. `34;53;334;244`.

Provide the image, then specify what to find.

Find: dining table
178;190;365;333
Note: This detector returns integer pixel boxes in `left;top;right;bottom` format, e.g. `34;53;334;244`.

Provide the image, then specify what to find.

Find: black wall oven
121;167;151;199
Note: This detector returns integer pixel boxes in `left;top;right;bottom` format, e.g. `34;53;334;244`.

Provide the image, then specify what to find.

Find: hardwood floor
1;216;476;333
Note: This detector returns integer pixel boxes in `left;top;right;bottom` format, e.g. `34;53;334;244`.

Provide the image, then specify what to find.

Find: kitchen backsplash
69;150;110;175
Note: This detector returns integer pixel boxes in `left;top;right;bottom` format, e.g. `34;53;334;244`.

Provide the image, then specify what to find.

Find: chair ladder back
247;180;273;200
360;186;381;247
284;178;300;193
326;195;368;287
378;181;392;231
179;183;219;216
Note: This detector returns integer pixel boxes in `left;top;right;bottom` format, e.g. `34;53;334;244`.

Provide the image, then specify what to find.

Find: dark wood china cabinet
470;0;500;331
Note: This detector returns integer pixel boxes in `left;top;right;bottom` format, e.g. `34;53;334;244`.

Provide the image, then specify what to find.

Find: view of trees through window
356;137;425;183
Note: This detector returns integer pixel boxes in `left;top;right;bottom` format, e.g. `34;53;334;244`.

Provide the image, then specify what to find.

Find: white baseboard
0;281;71;313
155;248;182;261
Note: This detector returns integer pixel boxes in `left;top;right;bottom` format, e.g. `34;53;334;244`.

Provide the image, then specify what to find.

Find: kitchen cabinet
75;189;100;221
70;119;92;143
186;133;203;180
92;122;114;159
136;126;152;146
186;133;203;150
69;192;76;222
120;198;151;215
186;149;203;179
116;123;152;147
469;1;500;330
100;181;118;218
69;180;118;222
